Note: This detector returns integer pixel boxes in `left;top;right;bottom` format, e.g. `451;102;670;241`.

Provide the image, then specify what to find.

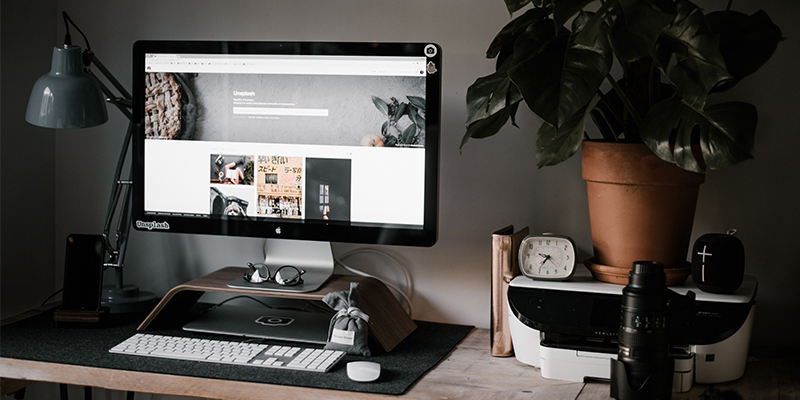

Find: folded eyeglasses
243;262;306;286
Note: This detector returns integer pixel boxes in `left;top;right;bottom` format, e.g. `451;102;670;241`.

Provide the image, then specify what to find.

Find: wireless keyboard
109;333;345;372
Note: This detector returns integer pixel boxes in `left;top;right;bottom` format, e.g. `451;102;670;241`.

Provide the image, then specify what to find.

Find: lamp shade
25;45;108;129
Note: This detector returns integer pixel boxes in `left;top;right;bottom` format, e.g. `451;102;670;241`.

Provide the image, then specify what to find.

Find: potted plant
368;95;426;147
462;0;782;283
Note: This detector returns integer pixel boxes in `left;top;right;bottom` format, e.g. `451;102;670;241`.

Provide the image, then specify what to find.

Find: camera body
610;261;696;400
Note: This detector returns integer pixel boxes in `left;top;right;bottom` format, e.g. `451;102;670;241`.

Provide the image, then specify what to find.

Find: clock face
519;235;576;281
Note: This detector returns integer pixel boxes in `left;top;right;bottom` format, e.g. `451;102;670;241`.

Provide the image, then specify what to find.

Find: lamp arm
115;169;134;266
102;121;133;270
86;52;134;267
53;12;158;310
90;54;132;101
89;70;132;121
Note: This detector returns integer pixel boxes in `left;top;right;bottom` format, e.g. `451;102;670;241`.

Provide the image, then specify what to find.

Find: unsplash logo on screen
136;220;171;230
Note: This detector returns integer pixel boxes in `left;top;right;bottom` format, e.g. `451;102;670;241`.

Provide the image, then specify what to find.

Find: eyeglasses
243;262;306;286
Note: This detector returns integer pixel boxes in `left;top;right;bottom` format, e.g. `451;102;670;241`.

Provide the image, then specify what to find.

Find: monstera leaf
535;95;600;168
706;9;783;92
641;98;756;173
607;0;673;62
465;61;521;130
503;10;611;131
463;0;781;173
508;22;611;129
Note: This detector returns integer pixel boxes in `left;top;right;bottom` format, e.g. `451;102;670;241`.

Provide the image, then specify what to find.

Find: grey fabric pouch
322;282;371;356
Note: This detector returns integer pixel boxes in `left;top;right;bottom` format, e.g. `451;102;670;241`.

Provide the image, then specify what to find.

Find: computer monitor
131;41;441;292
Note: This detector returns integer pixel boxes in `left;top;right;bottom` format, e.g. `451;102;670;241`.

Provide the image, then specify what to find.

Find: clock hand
537;253;550;266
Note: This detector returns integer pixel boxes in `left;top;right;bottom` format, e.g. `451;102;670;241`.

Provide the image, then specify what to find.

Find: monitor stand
226;239;334;293
138;266;416;352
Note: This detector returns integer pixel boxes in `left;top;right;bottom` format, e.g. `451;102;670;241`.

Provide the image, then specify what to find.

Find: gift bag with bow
322;282;371;356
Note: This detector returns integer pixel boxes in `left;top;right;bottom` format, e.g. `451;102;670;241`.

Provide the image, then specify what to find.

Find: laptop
183;304;333;345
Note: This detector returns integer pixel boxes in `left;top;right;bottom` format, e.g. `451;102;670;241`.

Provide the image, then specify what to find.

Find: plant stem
606;74;641;131
648;60;660;108
590;105;620;141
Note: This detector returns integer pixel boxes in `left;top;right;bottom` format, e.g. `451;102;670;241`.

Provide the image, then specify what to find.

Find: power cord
335;248;414;318
213;294;332;314
258;241;414;317
41;289;63;307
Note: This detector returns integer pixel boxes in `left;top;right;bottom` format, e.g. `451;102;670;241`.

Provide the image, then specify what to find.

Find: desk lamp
26;11;156;313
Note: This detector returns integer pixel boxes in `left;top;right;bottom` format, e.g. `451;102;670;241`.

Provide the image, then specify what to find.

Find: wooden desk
1;306;798;399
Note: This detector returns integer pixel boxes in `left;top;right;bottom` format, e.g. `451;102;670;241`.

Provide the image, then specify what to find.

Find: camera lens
617;261;672;393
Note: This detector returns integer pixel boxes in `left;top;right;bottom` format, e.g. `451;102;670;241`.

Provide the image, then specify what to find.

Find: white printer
507;266;757;385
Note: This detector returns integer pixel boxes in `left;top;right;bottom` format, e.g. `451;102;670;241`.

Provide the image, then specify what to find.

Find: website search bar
232;107;329;117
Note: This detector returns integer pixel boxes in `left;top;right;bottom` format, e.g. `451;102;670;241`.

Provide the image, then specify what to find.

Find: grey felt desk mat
0;307;473;395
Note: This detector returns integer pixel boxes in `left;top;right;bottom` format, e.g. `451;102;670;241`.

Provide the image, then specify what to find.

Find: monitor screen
131;41;440;254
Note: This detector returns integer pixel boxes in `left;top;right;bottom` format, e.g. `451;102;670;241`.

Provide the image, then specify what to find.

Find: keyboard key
109;333;344;372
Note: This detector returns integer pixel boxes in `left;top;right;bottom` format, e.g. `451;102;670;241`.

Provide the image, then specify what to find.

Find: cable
336;257;413;317
214;294;332;314
338;248;413;299
257;240;415;317
61;11;92;51
335;249;414;318
41;289;63;307
215;295;274;309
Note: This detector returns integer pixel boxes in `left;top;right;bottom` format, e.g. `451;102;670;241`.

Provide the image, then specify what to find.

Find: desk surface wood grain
2;306;799;399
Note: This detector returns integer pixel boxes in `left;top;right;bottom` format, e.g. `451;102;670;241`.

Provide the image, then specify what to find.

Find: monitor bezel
130;40;440;247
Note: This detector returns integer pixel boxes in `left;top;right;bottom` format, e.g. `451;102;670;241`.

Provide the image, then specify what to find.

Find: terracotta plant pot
581;141;705;285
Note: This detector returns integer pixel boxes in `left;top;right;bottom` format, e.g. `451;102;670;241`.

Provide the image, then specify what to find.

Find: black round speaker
691;231;745;294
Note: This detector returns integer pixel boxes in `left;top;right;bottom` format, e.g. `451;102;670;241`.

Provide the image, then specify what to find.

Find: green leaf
507;18;561;76
461;102;521;152
382;122;400;141
487;7;553;61
648;0;676;14
608;0;673;61
504;0;534;15
409;106;425;129
706;9;783;92
465;59;522;127
660;0;732;108
640;98;756;172
535;94;599;167
664;0;726;68
407;96;426;111
669;55;731;109
553;0;595;30
395;103;407;122
509;18;612;128
572;0;616;48
400;123;417;144
700;102;757;169
372;96;388;116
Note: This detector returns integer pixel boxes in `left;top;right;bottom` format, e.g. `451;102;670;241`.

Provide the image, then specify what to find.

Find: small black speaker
691;231;745;294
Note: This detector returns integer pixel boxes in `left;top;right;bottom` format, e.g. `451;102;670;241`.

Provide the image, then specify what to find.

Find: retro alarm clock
519;234;577;281
691;229;745;294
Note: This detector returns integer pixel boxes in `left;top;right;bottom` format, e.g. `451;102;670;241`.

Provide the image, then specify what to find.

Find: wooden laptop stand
138;267;416;352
